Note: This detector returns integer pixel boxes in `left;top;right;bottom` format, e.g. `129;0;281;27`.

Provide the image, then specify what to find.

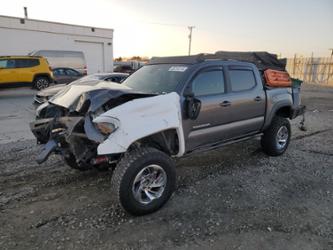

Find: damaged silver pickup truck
30;52;305;215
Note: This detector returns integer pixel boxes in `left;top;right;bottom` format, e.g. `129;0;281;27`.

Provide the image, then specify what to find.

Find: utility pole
188;26;195;55
327;48;333;84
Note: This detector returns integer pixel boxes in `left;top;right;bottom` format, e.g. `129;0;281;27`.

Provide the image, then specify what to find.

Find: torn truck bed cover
95;92;185;156
50;81;131;109
149;51;286;71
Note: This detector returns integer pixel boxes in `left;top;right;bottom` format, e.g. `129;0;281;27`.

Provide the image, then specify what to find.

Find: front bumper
33;95;48;105
30;115;105;165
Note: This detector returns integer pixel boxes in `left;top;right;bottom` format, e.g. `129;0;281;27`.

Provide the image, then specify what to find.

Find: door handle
220;100;231;107
254;96;262;102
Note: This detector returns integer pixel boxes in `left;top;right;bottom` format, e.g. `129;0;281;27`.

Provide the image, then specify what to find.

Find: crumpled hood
49;80;131;109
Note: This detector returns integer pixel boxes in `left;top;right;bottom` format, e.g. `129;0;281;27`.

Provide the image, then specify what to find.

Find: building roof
0;15;113;39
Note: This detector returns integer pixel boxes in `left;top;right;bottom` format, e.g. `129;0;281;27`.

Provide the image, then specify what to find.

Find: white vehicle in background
113;61;146;74
29;50;87;75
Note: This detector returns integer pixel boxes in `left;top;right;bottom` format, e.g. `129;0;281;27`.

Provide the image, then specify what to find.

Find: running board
184;133;262;157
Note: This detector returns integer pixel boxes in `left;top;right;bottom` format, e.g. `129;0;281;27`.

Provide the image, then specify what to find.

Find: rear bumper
290;105;306;119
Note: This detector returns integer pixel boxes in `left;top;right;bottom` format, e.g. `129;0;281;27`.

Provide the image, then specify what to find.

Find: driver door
183;67;232;151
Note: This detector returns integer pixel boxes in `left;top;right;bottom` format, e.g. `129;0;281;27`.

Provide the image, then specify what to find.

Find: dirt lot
0;84;332;250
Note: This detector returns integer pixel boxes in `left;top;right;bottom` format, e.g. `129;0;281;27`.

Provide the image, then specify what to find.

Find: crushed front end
30;87;154;170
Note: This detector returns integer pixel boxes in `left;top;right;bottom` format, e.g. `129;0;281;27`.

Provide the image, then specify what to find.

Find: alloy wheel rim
132;164;167;205
37;79;48;89
276;126;289;150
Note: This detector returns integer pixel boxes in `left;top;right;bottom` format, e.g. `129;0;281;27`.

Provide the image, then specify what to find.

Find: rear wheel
111;147;176;216
34;76;50;90
261;116;291;156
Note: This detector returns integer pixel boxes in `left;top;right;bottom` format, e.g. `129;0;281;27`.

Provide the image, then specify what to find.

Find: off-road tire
111;147;176;216
33;76;50;90
261;116;291;156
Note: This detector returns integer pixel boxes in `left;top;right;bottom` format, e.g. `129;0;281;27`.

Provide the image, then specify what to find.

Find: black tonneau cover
149;51;287;71
212;51;286;71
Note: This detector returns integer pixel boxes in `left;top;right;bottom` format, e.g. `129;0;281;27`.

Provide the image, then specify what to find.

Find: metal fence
286;55;333;85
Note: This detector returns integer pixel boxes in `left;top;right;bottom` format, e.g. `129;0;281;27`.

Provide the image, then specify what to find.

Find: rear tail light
84;65;87;75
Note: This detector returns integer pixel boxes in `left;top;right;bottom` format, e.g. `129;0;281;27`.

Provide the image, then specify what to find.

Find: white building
0;15;113;74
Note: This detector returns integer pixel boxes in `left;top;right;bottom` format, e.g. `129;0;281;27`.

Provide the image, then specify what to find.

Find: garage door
75;41;104;74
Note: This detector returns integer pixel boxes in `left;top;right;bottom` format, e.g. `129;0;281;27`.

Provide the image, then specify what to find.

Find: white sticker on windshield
168;66;188;72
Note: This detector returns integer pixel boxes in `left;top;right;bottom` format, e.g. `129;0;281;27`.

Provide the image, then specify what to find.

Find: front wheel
111;147;176;216
261;116;291;156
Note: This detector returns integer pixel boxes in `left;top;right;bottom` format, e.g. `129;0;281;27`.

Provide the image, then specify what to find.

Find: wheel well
33;73;52;82
130;129;179;156
275;106;291;118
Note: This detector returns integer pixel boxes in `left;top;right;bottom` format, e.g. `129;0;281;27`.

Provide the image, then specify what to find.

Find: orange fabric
264;69;292;87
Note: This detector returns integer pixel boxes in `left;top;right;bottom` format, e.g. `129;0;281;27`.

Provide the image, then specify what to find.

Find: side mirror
185;92;201;120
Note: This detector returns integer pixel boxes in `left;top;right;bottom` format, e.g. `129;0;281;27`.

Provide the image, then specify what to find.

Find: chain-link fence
286;55;333;85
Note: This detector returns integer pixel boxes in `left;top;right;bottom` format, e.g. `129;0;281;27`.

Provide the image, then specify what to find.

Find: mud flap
36;139;58;164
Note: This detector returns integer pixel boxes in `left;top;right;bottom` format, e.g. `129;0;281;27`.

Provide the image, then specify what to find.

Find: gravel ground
0;84;332;250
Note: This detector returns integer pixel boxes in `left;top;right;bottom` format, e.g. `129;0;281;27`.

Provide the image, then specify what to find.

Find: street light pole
188;26;195;55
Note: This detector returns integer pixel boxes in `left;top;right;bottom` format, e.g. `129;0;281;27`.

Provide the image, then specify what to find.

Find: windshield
69;74;106;85
122;64;188;94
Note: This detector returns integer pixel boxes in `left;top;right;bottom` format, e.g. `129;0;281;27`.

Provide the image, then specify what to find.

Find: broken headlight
93;116;120;135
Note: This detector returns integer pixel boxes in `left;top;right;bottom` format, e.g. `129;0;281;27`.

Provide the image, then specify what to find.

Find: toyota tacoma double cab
30;52;305;215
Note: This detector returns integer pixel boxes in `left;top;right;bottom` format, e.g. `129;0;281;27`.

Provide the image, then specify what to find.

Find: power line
145;21;186;28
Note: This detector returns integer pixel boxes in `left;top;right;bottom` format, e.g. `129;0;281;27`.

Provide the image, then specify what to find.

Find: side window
104;77;112;81
0;59;16;68
192;69;224;96
0;60;8;68
65;69;79;76
15;59;39;68
229;69;256;91
54;69;65;76
29;59;40;67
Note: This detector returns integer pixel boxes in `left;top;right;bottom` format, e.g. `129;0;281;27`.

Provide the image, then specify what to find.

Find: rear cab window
228;68;256;92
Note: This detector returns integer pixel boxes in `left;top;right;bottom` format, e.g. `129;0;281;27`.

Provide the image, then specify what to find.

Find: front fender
96;92;185;157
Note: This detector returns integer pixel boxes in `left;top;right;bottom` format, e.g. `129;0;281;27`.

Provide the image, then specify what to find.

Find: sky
1;0;332;58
